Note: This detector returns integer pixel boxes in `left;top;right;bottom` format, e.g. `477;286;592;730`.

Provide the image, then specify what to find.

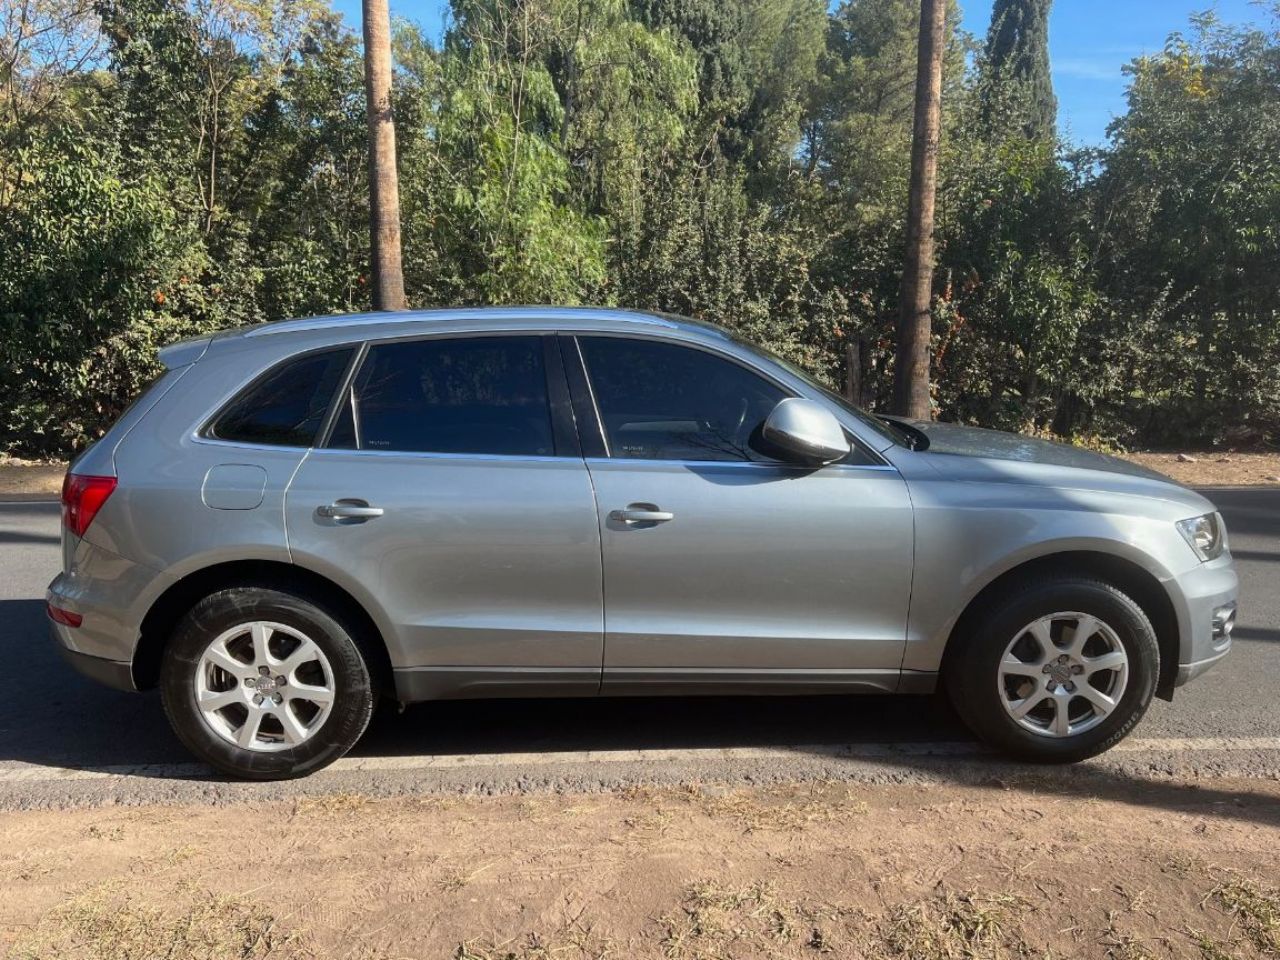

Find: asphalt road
0;489;1276;807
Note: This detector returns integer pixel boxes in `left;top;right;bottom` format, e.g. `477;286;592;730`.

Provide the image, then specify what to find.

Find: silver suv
48;308;1238;779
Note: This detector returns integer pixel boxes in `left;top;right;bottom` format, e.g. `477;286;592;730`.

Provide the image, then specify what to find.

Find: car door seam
282;447;312;564
581;455;608;694
894;474;920;688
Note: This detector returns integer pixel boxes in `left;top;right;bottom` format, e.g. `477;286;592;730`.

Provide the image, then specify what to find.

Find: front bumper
1169;556;1238;689
1176;646;1231;686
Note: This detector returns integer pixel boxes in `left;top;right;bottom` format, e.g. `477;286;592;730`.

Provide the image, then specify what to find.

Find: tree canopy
982;0;1056;139
1;0;1278;455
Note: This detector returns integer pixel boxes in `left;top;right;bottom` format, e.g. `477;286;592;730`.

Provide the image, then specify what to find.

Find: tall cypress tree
983;0;1057;140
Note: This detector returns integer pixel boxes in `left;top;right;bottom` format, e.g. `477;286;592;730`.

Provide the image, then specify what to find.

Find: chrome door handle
317;500;384;522
609;505;674;525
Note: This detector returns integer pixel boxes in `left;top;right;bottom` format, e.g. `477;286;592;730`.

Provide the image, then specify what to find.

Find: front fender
900;477;1196;674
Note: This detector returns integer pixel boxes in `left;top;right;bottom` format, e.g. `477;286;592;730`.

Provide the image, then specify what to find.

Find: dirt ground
3;449;1278;499
0;460;64;498
1124;451;1280;487
2;779;1279;959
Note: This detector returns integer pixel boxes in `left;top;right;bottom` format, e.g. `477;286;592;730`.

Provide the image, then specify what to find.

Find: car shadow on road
6;593;1280;830
3;593;974;768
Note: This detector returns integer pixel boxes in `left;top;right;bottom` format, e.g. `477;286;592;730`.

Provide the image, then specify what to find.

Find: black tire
160;587;375;780
945;576;1159;763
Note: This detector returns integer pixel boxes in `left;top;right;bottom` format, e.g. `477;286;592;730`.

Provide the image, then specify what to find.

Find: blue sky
332;0;1272;146
961;0;1270;144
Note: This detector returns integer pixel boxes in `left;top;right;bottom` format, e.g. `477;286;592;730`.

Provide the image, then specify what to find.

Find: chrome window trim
303;446;573;465
191;435;314;454
583;456;898;472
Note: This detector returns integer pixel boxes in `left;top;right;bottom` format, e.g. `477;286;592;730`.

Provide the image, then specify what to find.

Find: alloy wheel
997;611;1129;738
194;621;336;752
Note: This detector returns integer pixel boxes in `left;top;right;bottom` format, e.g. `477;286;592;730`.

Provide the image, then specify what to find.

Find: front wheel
945;576;1159;763
160;587;375;780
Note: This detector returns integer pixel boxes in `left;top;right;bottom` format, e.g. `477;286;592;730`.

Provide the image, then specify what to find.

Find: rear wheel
160;587;374;780
946;576;1159;762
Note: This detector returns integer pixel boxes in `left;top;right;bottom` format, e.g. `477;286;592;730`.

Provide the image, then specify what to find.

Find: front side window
211;348;353;447
578;337;788;462
329;336;555;457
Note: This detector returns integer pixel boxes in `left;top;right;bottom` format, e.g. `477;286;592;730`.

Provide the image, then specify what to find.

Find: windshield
731;338;906;448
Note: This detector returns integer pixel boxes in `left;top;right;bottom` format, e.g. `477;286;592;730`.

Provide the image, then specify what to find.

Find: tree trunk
892;0;946;419
844;339;862;406
362;0;407;311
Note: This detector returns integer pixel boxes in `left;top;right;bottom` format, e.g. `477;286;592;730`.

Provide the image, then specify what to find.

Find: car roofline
240;306;690;339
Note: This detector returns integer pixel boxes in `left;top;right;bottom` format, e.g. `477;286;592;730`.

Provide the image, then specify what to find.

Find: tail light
61;473;117;538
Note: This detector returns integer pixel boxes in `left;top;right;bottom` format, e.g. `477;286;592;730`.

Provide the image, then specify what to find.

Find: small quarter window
331;336;555;457
210;349;353;447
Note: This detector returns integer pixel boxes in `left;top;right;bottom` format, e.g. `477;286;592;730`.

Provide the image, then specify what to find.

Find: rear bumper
52;623;137;691
45;535;159;666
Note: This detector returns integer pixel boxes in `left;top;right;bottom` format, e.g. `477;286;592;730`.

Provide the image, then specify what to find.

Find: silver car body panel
285;449;605;679
47;307;1237;700
587;457;912;691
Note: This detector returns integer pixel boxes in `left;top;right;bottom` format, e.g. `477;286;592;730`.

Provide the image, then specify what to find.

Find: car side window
329;336;556;457
211;348;353;447
578;337;789;463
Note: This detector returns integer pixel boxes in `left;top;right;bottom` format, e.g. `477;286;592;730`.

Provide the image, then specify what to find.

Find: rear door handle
609;504;674;525
317;499;384;523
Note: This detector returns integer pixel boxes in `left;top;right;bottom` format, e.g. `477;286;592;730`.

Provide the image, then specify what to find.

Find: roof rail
243;306;680;337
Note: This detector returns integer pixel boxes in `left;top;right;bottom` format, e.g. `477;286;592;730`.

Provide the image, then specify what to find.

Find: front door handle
317;499;384;523
609;504;674;525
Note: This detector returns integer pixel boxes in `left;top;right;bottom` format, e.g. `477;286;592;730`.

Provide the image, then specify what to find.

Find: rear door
565;334;914;693
285;333;604;698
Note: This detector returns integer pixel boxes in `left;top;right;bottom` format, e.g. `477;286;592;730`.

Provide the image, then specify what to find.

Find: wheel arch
133;559;395;696
939;550;1181;701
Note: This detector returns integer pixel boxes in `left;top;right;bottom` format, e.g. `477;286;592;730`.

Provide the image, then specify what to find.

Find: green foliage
0;131;203;449
982;0;1057;140
0;0;1277;455
1091;12;1280;445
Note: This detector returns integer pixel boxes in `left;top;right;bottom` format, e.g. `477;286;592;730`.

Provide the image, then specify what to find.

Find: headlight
1177;512;1227;562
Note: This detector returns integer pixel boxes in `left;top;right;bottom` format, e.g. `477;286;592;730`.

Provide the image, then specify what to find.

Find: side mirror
761;398;850;466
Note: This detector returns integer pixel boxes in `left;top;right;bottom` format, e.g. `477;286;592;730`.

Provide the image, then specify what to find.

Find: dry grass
453;924;612;960
1209;874;1280;954
658;879;864;958
880;891;1030;960
292;792;377;816
693;783;870;833
7;881;310;960
10;864;1280;960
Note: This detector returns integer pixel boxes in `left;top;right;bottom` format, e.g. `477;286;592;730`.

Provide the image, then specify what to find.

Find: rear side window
329;336;555;456
210;349;352;447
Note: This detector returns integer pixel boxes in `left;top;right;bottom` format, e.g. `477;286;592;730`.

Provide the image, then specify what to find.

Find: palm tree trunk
892;0;946;419
362;0;406;311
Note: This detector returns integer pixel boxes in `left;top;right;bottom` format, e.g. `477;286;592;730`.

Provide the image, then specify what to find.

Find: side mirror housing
761;398;850;466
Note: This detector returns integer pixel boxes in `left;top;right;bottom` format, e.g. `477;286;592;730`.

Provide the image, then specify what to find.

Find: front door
285;333;603;699
567;335;914;694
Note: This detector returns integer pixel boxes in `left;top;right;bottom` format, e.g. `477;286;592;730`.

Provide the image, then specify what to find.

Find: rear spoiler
157;335;213;369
